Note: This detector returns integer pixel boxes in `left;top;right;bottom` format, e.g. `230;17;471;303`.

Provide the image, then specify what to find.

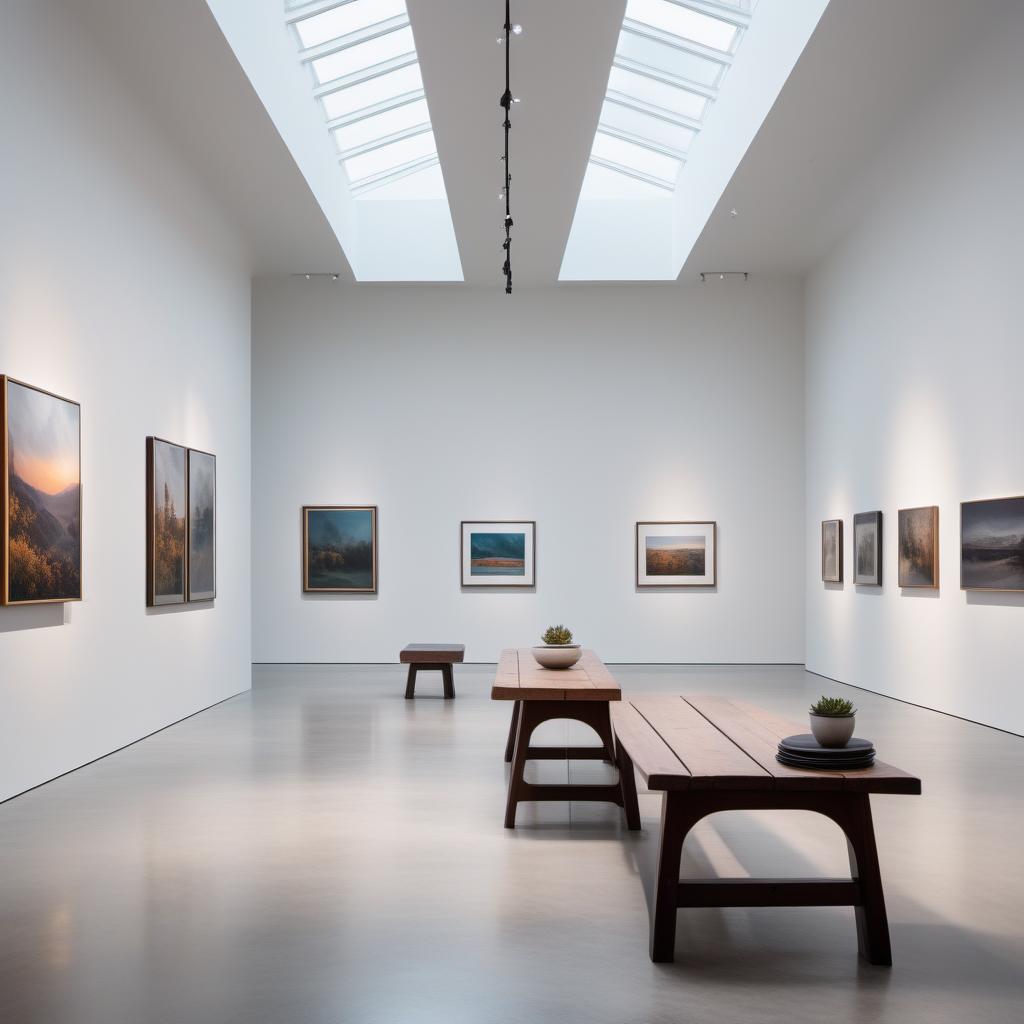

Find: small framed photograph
961;496;1024;592
147;437;188;606
853;511;883;586
821;519;843;583
461;520;535;587
303;505;377;593
898;506;938;588
636;521;717;588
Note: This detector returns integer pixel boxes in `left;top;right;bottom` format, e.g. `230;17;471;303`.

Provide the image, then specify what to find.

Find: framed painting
961;496;1024;592
821;519;843;583
1;377;82;605
303;505;377;593
898;506;938;588
461;520;535;587
187;448;216;602
147;437;187;606
636;521;717;588
853;511;882;586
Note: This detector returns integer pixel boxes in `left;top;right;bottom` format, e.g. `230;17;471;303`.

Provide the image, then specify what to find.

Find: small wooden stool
400;644;465;699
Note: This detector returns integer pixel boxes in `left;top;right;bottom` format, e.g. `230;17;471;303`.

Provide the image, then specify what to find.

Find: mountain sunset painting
3;378;81;604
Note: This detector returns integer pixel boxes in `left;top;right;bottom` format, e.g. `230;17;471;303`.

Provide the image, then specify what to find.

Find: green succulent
541;624;574;646
809;696;856;717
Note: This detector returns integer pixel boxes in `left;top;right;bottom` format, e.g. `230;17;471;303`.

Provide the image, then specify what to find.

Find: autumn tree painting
147;438;187;605
3;378;81;605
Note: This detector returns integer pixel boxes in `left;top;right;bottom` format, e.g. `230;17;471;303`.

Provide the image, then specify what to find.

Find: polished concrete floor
1;664;1022;1024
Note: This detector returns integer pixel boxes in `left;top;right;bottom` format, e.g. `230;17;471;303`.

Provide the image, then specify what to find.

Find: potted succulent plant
532;625;582;669
808;696;857;748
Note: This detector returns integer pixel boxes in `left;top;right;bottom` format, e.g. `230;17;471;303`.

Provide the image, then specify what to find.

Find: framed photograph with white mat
636;521;717;588
461;520;535;587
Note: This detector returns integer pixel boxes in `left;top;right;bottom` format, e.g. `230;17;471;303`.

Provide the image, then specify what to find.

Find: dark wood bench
400;644;465;699
611;695;921;965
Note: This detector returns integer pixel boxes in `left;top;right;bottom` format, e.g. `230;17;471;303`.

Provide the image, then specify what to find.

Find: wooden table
400;644;465;699
492;649;640;830
610;695;921;965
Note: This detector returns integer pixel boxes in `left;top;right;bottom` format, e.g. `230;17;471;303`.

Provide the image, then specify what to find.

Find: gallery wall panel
251;279;805;664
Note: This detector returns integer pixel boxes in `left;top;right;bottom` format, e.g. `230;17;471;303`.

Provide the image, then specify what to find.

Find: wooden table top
491;648;621;702
400;644;465;664
611;695;921;795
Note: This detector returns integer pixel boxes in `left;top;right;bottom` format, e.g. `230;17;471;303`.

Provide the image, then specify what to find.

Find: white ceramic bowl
531;645;583;670
809;713;856;748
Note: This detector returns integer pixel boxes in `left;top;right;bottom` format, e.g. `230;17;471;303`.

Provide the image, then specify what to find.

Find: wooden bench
493;649;641;830
400;644;465;699
611;695;921;965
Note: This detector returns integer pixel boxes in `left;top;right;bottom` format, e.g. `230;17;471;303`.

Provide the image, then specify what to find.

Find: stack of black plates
776;734;875;770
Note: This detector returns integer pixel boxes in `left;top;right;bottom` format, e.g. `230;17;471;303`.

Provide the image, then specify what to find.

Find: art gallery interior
1;0;1022;1021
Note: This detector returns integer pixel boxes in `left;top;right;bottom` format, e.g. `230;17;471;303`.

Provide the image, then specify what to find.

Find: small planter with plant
532;625;582;670
809;696;857;748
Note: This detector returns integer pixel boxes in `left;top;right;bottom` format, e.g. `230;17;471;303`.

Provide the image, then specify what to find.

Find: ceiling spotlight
720;274;724;280
332;274;339;281
512;96;521;103
730;208;739;218
512;23;523;34
304;274;310;280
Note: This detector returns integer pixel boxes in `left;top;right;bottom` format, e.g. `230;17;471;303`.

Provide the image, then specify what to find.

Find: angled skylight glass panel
606;66;708;121
625;0;738;52
343;128;436;183
320;63;424;121
616;27;727;88
600;100;697;154
293;0;407;49
310;25;416;85
331;97;429;151
591;132;681;187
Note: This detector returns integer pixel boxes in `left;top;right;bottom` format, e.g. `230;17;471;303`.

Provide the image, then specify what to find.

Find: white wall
804;1;1024;733
0;2;252;801
252;279;805;664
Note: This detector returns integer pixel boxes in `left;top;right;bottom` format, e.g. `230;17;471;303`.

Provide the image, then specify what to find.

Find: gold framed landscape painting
2;376;82;605
146;437;187;606
636;521;717;588
303;505;378;593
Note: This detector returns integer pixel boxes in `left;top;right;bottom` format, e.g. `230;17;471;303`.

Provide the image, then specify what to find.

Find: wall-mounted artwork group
821;496;1024;592
146;438;216;606
1;376;82;606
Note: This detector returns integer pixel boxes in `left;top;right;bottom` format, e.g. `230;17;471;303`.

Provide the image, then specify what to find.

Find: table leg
651;791;703;963
504;701;532;828
404;665;417;700
842;794;892;966
504;701;521;763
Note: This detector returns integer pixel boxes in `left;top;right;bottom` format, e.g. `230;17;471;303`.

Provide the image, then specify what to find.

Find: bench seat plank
610;702;691;791
630;697;772;790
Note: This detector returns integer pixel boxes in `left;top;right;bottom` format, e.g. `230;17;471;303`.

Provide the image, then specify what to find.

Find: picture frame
146;437;188;606
2;376;82;606
460;520;535;588
898;506;939;589
853;511;883;586
960;496;1024;592
303;505;378;594
187;448;217;602
636;521;717;588
821;519;843;583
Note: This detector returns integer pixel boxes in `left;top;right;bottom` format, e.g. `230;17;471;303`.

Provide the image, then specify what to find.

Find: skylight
277;0;461;279
561;0;828;280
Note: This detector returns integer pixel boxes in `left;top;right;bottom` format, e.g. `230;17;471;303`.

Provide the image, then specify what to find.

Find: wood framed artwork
147;437;187;606
1;376;82;605
960;496;1024;592
898;506;938;588
303;505;378;593
187;448;216;602
460;520;535;587
853;511;883;586
821;519;843;582
636;521;717;588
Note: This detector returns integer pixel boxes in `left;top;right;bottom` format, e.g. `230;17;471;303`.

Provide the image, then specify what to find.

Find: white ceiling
69;0;994;285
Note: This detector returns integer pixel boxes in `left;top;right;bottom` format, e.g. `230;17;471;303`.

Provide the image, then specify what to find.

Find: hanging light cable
498;0;518;294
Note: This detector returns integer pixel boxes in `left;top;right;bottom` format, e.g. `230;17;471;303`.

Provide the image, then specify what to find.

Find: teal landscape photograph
470;531;526;576
303;506;376;592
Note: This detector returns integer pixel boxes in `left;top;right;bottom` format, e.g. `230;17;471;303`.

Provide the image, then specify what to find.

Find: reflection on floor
1;664;1021;1024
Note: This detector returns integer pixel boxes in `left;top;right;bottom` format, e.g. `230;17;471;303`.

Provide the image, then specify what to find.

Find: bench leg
504;701;521;763
618;743;642;832
442;663;455;699
504;701;534;828
404;665;417;699
651;792;704;963
842;794;892;966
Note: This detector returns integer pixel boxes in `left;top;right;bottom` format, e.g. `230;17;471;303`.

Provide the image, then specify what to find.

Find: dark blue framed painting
461;520;535;587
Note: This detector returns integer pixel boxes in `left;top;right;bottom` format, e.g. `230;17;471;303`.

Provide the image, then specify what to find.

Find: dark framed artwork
821;519;843;583
898;506;938;588
853;511;882;586
147;437;187;606
303;505;377;593
2;377;82;605
960;496;1024;592
636;521;717;588
187;449;216;602
461;520;535;587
